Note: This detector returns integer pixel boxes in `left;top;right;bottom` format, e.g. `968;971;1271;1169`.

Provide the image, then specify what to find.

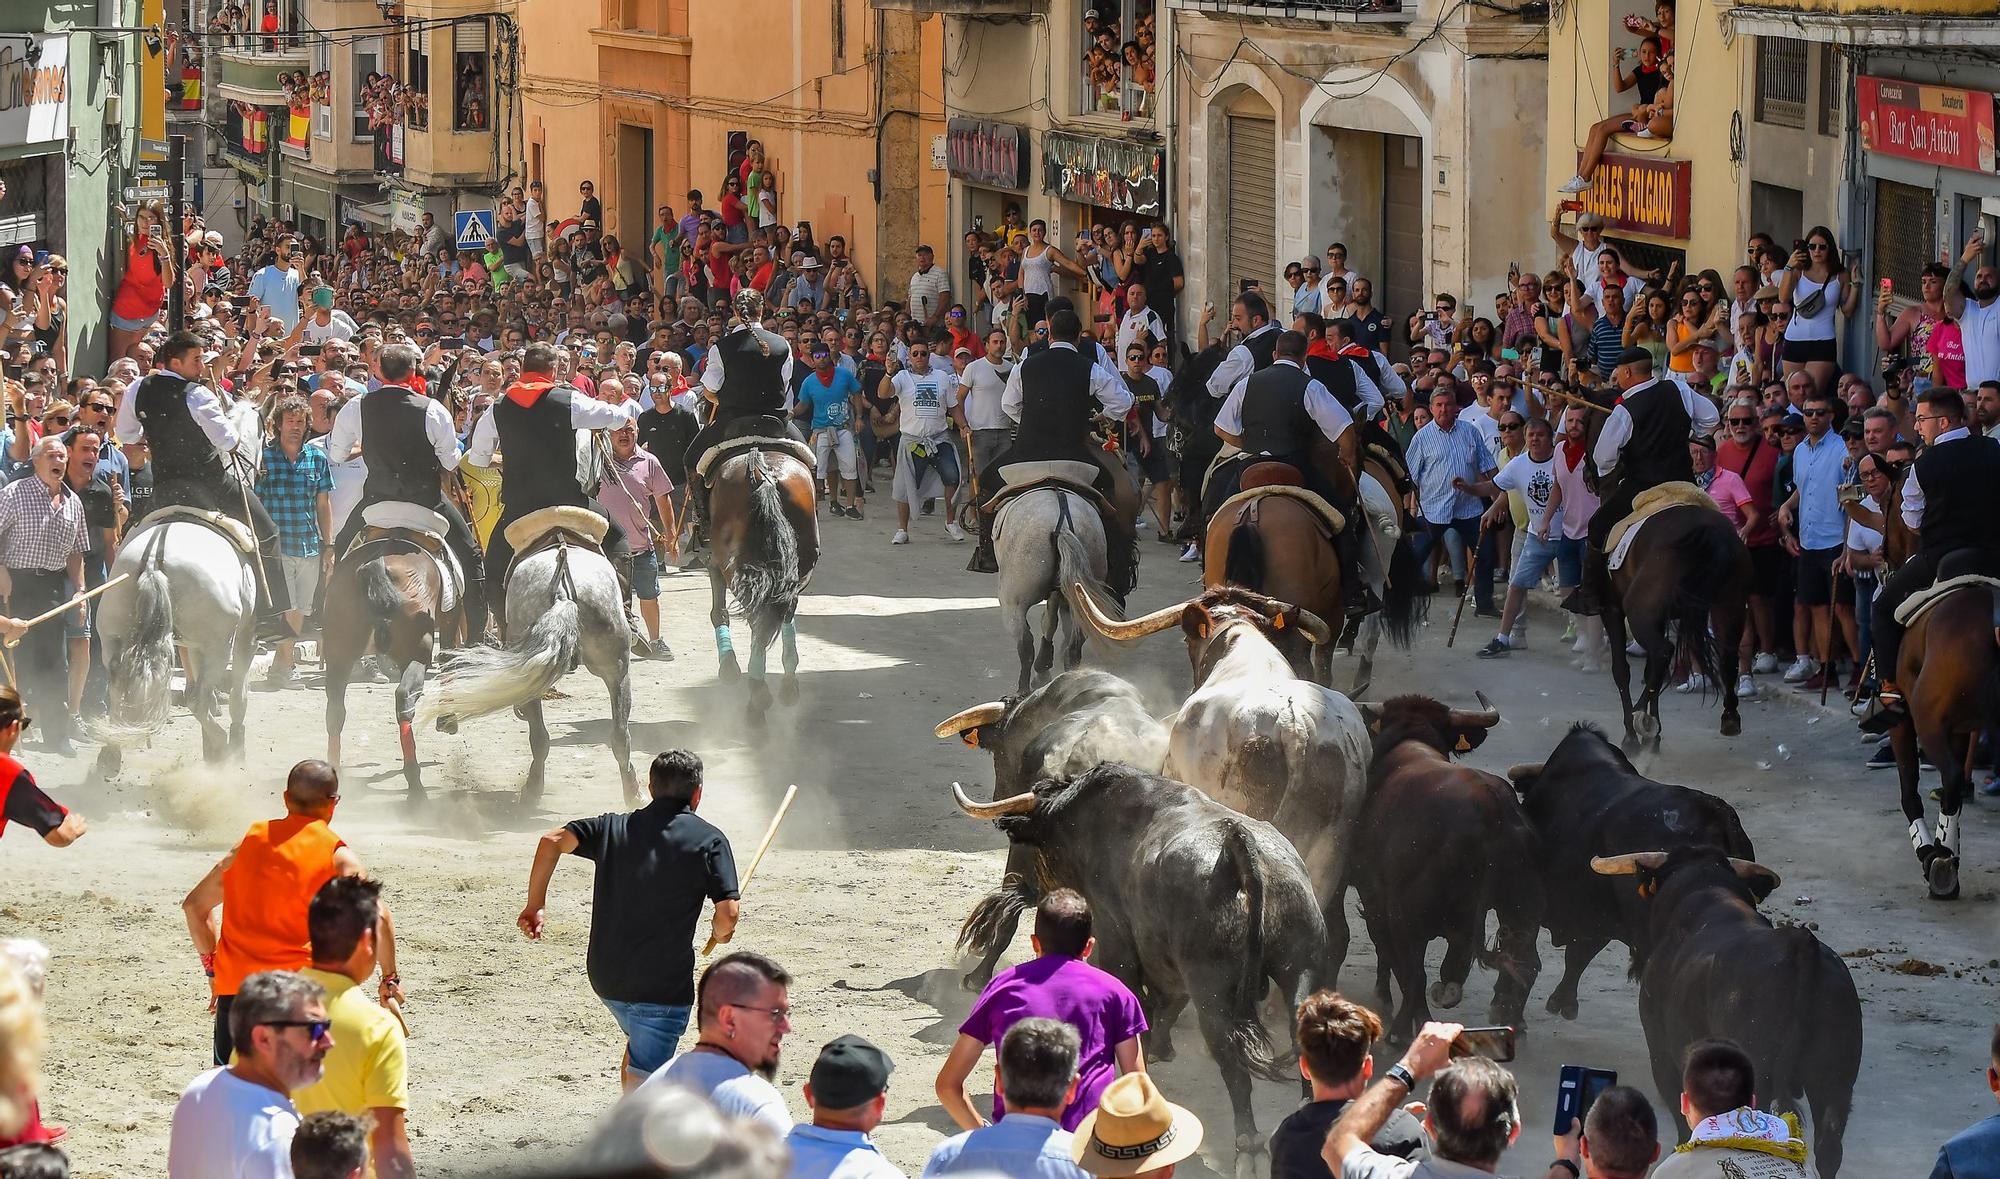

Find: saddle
1214;481;1346;539
1893;574;2000;628
131;505;257;555
344;502;462;614
503;506;608;585
1606;482;1719;572
694;435;818;485
983;461;1113;545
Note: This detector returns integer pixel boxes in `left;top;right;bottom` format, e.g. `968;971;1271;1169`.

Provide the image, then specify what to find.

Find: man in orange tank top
182;760;401;1064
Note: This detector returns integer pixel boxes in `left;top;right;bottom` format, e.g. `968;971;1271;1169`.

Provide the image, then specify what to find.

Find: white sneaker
1782;655;1817;683
1509;626;1528;649
1752;652;1780;674
1179;543;1200;563
1559;174;1590;194
891;529;910;545
945;522;968;542
1626;639;1646;657
1572;632;1589;653
1735;674;1757;699
1676;673;1710;695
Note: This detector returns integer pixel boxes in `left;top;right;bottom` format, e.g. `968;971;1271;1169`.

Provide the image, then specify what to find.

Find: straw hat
1071;1074;1204;1176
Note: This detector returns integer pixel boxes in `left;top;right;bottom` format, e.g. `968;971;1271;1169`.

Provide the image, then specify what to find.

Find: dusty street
6;516;1999;1178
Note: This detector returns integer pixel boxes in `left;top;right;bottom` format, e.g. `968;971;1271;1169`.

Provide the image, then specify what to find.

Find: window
1872;178;1936;301
352;40;379;140
311;40;331;140
452;21;489;133
406;27;429;131
1755;36;1807;129
831;0;845;70
1816;44;1841;137
1078;0;1155;119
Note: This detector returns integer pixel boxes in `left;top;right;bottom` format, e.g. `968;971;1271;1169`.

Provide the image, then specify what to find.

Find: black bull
1593;847;1860;1179
952;764;1327;1167
1506;723;1754;1020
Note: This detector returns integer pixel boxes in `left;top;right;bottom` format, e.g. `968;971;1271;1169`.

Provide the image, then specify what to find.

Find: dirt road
6;516;1996;1177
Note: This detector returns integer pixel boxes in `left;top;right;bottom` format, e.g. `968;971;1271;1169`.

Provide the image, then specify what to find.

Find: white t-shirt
959;356;1014;432
1553;445;1597;541
1846;493;1884;560
168;1067;300;1179
1494;450;1562;536
308;431;368;536
641;1048;794;1137
301;309;357;343
1960;296;2000;388
892;366;959;441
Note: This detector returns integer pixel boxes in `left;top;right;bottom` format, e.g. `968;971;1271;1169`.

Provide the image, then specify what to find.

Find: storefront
0;34;71;254
947;117;1031;245
1041;129;1165;239
1570;151;1693;279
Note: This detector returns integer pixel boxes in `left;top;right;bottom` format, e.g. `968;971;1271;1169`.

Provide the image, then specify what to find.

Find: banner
1857;75;1996;175
1043;131;1163;217
947;118;1029;190
1573;153;1692;240
0;35;70;148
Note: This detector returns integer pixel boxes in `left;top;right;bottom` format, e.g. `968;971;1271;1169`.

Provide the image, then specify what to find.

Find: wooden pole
1447;515;1492;649
2;574;130;649
702;784;799;956
1521;378;1614;417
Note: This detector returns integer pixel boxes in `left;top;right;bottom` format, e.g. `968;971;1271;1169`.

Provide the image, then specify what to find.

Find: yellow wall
1544;0;1742;266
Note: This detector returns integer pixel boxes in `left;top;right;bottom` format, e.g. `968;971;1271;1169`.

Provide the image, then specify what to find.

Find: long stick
3;574;130;649
1819;557;1838;706
1521;378;1613;416
384;993;411;1038
702;784;798;956
1446;515;1491;649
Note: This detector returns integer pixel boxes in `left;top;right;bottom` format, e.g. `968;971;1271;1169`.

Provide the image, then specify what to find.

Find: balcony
213;40;311;105
868;0;1036;14
1726;0;2000;45
1166;0;1415;22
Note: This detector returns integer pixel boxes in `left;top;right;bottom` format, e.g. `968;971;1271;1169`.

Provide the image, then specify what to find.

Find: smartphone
1451;1027;1517;1063
441;335;465;350
230;294;252;311
1880;278;1894;293
299;343;323;358
1554;1066;1618;1136
1837;481;1863;505
1793;239;1808;256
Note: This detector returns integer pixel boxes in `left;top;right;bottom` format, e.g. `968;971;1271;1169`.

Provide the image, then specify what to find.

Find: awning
345;200;392;227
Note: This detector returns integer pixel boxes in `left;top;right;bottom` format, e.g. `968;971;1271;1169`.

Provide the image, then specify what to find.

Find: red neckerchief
505;374;557;408
1306;338;1338;361
1336;343;1371;360
1562;439;1587;469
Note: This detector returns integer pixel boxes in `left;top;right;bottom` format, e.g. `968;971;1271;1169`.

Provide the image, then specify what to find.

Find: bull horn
1590;851;1672;876
951;781;1037;820
1728;857;1781;887
1070;582;1188;642
936;702;1008;740
1448;691;1502;730
1506;762;1544;782
1290;607;1334;646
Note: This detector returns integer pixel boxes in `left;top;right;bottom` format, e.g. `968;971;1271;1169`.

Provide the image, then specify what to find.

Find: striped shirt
255;440;333;557
0;476;87;571
1405;418;1495;524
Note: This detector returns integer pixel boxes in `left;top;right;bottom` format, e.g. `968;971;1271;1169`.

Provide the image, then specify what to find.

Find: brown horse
707;448;819;726
324;541;459;794
1602;503;1751;750
1875;471;1995;900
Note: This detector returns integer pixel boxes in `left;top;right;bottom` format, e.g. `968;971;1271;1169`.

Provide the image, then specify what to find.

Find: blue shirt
249;264;302;330
1932;1112;2000;1179
798;368;861;430
922;1114;1088;1179
784;1124;906;1179
1405;418;1494;524
1791;430;1846;551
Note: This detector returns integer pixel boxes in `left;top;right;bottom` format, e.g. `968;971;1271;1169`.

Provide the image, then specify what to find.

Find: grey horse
995;486;1113;695
420;538;639;804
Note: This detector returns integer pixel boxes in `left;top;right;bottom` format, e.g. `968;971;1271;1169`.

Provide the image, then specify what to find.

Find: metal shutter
1227;116;1277;298
1872;178;1935;300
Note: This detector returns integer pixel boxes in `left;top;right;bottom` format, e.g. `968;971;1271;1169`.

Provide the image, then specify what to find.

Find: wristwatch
1384;1063;1417;1090
1548;1160;1581;1178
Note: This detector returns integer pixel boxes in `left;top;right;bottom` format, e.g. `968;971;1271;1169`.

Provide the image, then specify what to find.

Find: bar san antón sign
1574;152;1691;240
947;118;1029;190
1857;75;1996;174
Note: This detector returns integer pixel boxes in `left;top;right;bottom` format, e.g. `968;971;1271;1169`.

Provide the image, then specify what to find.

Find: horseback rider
1213;329;1373;618
1859;386;2000;730
114;329;296;640
1204;290;1281;402
464;341;635;625
1565;348;1720;616
325;341;488;641
682;289;795;533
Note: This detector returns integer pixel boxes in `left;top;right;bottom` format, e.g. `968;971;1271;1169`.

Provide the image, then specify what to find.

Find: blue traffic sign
454;208;494;251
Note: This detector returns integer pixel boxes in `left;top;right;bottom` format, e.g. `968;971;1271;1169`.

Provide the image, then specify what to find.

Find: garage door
1382;133;1422;357
1227;115;1277;299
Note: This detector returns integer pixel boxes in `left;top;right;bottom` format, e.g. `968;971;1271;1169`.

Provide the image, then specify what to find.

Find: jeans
1410;516;1487;607
600;999;691;1075
1512;532;1584;590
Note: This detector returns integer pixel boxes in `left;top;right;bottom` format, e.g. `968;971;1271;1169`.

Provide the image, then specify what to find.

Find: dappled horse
92;510;258;772
1600;487;1751;750
419;507;638;803
324;503;464;794
987;459;1116;694
703;437;819;725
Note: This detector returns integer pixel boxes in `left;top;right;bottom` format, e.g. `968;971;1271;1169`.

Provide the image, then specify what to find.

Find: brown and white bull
1072;584;1373;983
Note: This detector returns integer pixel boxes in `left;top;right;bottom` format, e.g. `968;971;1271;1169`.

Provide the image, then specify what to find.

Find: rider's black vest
1614;378;1694;488
360;385;443;506
133;372;227;485
714;328;788;419
1242;326;1280;372
1913;433;2000;554
1305;354;1362;417
1011;346;1098;463
493;383;586;514
1238;362;1319;458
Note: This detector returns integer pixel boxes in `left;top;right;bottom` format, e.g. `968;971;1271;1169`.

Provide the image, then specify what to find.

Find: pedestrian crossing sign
455;208;494;252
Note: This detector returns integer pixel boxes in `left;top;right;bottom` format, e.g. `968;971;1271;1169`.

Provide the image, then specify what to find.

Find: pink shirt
1554;442;1599;541
1701;466;1752;529
1928;319;1966;389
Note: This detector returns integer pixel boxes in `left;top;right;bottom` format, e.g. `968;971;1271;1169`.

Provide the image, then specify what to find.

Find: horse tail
417;549;580;729
1669;510;1736;688
1216;819;1288;1083
728;454;802;632
1052;494;1113;616
100;534;176;740
1378;528;1428;648
1222;511;1266;591
360;559;401;656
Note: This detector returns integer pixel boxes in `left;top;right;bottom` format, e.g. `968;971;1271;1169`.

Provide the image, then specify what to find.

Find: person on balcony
1559;38;1675;195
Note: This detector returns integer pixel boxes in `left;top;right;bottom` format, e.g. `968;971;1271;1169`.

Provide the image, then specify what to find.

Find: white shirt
908;264;953;322
1218;358;1354;445
167;1067;299;1179
784;1123;909;1179
307;433;367;536
1847;492;1884;559
1570;238;1609;283
1585;273;1646;312
700;326;796;397
1140;364;1173;437
1591;376;1721;478
301;308;357;343
1495;449;1563;536
1318;267;1365;308
1115;306;1166;358
1207;322;1280;400
891;365;960;441
959;356;1014;432
1960;297;2000;388
327;385;461;478
524;196;545;243
462;383;634;467
116;374;241;457
1000;342;1134;426
640;1048;793;1137
1900;424;1970;530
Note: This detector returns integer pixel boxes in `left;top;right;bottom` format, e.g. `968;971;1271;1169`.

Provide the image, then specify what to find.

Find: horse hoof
1720;713;1742;737
719;658;741;681
1927;854;1961;900
961;969;992;993
1546;992;1579;1020
1428;981;1463;1010
435;716;458;735
1633;713;1660;741
776;677;800;705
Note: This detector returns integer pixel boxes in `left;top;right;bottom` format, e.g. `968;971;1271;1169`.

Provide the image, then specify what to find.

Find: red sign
1858;76;1996;174
1574;153;1692;240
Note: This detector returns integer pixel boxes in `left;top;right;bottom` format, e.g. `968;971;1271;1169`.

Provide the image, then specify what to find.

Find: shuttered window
1871;178;1935;301
1756;37;1807;129
1227;115;1277;299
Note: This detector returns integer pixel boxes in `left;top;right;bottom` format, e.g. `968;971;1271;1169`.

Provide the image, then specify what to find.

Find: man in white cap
1072;1073;1204;1178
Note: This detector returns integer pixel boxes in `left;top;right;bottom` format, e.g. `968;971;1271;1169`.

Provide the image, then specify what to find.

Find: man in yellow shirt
292;875;413;1179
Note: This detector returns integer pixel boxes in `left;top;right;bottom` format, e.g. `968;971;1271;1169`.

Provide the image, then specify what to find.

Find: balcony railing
866;0;1036;13
1166;0;1415;21
213;38;312;105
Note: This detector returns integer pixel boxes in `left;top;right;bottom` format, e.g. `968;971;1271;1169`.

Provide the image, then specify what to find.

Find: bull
1349;693;1540;1045
951;764;1328;1177
1071;584;1373;984
1592;848;1860;1178
1506;723;1754;1020
935;670;1170;990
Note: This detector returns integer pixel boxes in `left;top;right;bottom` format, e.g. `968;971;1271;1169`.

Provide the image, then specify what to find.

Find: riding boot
459;577;490;647
1335;515;1378;620
967;507;999;574
254;550;296;642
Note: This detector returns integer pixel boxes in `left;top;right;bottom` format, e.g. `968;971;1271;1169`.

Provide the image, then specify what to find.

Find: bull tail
1222;516;1265;592
1217;820;1288;1083
957;877;1033;957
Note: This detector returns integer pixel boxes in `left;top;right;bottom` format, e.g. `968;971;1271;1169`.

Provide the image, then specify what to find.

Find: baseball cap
953;346;973;358
203;229;224;247
808;1035;894;1108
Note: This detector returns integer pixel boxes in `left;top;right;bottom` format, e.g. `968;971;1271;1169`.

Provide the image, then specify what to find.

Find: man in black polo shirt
517;748;740;1091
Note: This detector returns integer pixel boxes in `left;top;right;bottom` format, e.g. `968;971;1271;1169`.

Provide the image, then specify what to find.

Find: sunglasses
1773;311;1792;319
46;415;68;427
1500;421;1525;430
1727;416;1756;425
722;1002;792;1022
1801;407;1831;416
264;1019;333;1041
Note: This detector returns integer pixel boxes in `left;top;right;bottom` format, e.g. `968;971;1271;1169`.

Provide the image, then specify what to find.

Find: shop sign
0;35;70;148
388;190;425;234
1043;131;1163;217
947;118;1029;190
1573;153;1691;240
1857;75;1996;175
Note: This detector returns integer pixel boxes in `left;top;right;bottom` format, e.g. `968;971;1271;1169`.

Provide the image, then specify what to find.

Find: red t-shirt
1717;436;1780;547
111;235;166;321
0;753;66;840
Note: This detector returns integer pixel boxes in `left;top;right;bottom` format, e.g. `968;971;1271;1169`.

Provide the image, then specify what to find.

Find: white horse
994;484;1113;695
1347;465;1410;697
419;534;638;804
93;518;257;772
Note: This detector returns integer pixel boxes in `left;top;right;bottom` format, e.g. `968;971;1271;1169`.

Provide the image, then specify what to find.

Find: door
1382;134;1422;358
1227;115;1278;300
617;123;653;242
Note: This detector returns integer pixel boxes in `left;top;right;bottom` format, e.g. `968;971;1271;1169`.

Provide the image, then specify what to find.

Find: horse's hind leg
191;661;228;763
1605;601;1641;750
521;698;550;801
225;622;256;758
745;617;774;727
709;567;739;679
606;660;639;804
776;615;800;705
1033;597;1057;678
395;637;431;795
1918;720;1966;900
